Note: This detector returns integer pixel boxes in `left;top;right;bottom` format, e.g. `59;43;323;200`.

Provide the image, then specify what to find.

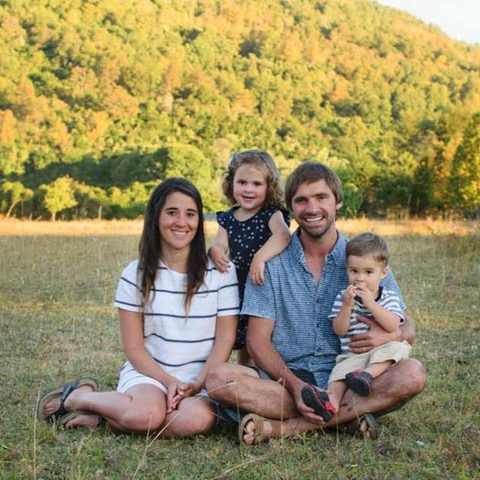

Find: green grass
1;233;479;479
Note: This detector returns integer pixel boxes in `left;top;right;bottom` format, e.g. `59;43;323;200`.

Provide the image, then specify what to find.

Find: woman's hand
166;379;203;413
166;378;186;414
178;379;203;398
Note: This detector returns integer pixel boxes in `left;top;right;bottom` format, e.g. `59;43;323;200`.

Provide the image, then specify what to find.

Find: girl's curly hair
221;150;284;208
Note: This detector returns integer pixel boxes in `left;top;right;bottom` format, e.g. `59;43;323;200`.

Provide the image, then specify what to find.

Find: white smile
305;215;325;223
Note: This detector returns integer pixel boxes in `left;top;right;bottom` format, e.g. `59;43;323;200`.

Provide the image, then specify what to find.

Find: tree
448;113;480;215
40;176;78;221
1;181;34;217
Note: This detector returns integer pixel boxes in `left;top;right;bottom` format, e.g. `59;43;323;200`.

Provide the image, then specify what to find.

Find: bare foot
239;414;288;445
242;417;274;445
64;413;101;429
43;383;96;417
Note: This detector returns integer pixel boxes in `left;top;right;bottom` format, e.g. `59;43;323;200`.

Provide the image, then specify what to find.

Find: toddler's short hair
346;232;389;267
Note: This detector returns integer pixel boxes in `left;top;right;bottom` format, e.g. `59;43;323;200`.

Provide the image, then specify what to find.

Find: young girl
209;150;291;365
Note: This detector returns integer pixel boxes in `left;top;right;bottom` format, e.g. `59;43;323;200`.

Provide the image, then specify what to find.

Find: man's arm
247;316;326;424
349;315;416;353
400;315;416;344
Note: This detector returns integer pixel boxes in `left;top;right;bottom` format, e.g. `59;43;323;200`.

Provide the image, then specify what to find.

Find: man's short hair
285;161;344;210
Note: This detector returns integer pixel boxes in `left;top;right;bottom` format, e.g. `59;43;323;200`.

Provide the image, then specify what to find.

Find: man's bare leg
207;358;426;443
206;363;299;420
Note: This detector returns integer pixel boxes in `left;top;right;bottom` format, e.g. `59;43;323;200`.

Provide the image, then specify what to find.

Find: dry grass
1;224;479;479
1;217;478;238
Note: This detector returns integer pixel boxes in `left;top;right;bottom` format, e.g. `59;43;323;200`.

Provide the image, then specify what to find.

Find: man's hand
349;315;400;354
292;382;327;425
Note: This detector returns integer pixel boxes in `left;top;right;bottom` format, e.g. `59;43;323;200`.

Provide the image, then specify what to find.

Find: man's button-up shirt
242;229;404;388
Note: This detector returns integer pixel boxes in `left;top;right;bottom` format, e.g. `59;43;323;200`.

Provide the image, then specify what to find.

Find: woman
37;178;239;438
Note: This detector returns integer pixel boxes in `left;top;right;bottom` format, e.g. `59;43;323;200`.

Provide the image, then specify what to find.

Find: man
206;161;426;445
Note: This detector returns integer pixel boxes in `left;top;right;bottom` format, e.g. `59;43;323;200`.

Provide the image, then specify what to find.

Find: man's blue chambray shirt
241;229;404;389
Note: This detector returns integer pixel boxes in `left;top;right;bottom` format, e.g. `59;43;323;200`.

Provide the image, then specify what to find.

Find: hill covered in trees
0;0;479;219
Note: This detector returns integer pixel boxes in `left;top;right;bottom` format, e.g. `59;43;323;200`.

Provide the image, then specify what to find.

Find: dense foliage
0;0;479;219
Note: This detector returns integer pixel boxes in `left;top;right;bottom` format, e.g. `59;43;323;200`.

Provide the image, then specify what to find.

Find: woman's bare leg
159;396;216;438
43;384;168;433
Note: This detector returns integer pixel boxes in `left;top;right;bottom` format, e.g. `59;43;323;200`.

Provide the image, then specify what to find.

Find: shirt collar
291;228;347;265
329;231;347;264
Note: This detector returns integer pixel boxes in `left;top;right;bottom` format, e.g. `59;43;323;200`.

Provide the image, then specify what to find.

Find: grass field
1;220;479;479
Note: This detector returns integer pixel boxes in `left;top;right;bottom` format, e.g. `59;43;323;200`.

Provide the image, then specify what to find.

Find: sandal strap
47;378;98;423
51;379;81;422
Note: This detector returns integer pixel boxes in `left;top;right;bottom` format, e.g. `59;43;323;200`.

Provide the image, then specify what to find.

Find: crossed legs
41;383;217;438
206;358;426;444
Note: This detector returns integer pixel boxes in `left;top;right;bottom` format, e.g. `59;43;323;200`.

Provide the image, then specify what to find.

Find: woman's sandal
36;378;98;424
238;413;283;445
58;410;106;428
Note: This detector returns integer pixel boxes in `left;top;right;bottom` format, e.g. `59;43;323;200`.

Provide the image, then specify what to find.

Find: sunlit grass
1;225;479;479
1;217;478;237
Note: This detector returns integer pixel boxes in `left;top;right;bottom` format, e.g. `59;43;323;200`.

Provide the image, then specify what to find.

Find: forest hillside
1;0;479;219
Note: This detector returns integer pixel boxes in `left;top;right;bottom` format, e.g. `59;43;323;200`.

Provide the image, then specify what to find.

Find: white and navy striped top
114;259;239;384
328;287;405;354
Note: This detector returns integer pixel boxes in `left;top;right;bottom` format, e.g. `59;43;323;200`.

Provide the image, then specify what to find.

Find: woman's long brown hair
138;178;207;314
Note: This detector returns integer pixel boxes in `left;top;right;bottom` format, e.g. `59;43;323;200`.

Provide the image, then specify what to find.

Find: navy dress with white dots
217;206;290;349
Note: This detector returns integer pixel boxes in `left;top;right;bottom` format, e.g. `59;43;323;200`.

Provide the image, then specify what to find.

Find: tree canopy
1;0;479;219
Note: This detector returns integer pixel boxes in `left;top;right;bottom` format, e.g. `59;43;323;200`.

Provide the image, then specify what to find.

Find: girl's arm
249;210;291;285
208;225;230;273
